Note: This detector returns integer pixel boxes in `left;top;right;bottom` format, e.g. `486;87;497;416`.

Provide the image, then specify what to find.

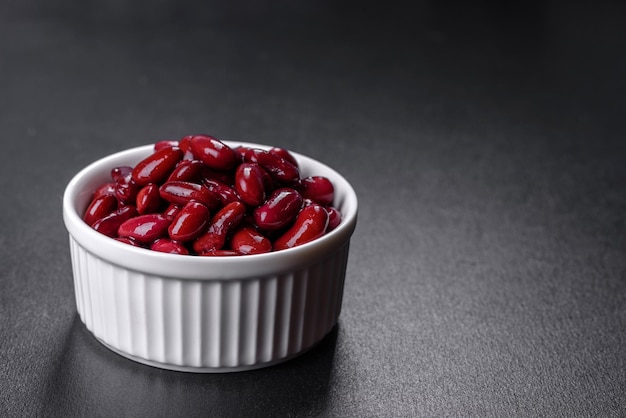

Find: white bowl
62;141;358;372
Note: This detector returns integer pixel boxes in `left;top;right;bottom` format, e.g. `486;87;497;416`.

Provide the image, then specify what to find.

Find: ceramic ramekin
62;141;358;372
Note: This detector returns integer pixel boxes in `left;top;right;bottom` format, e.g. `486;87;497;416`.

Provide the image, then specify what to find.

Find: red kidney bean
189;135;237;171
168;201;210;242
163;203;181;220
83;194;118;226
259;164;275;190
242;147;263;163
199;249;242;256
154;140;179;151
178;135;195;160
132;146;183;186
92;205;139;238
115;237;142;247
232;146;251;163
240;151;274;189
159;181;219;209
118;213;171;243
245;149;300;185
193;201;246;253
111;166;132;182
167;159;203;183
230;226;272;255
234;163;266;207
93;182;116;199
178;135;193;152
151;238;189;255
269;147;298;168
253;187;303;231
114;170;141;205
297;176;334;206
325;206;342;231
136;184;162;215
200;166;234;186
203;179;241;206
273;204;329;251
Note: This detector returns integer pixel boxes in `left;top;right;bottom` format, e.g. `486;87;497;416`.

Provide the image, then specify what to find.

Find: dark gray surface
2;1;625;416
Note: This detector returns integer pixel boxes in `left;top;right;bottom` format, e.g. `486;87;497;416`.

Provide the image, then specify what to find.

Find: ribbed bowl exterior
64;142;357;372
69;235;350;372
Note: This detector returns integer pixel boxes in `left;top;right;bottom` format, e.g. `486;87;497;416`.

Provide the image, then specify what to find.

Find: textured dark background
1;1;625;416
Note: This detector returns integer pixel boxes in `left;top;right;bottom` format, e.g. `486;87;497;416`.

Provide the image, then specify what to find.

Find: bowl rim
63;141;358;280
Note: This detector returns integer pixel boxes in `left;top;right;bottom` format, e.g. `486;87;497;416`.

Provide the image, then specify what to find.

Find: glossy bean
83;194;118;226
159;181;219;209
136;183;162;215
253;187;303;231
93;182;116;199
238;153;274;189
232;146;251;163
246;149;300;185
91;205;138;238
150;238;189;255
132;146;183;186
297;176;334;206
234;163;266;207
168;201;210;242
242;148;262;163
118;213;171;243
189;135;237;171
325;206;342;231
200;166;234;186
114;237;142;247
273;204;329;251
154;140;179;151
178;135;195;160
178;135;193;153
193;201;246;253
114;170;141;204
203;179;242;206
111;166;132;182
230;226;272;255
167;159;203;183
268;147;298;168
199;249;242;256
259;165;275;190
163;203;182;220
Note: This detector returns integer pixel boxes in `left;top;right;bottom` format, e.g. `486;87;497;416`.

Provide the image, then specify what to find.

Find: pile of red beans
83;135;341;255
